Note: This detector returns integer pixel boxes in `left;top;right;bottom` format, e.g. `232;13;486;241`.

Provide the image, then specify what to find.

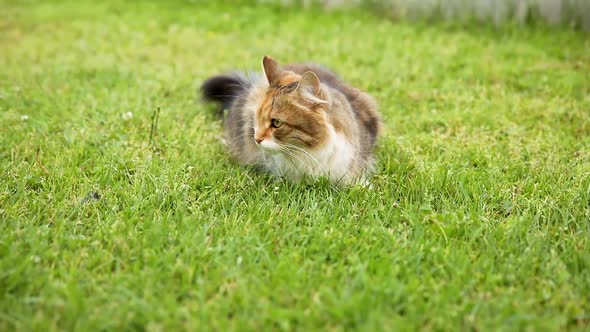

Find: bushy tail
200;73;250;117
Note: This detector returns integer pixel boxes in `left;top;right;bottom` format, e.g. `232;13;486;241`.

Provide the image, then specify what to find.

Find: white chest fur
263;126;356;184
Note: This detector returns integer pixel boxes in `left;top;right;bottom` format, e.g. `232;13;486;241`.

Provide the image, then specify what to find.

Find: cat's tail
200;72;250;118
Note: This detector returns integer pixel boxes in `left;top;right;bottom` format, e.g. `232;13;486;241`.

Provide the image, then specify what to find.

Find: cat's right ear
296;71;328;107
262;56;285;86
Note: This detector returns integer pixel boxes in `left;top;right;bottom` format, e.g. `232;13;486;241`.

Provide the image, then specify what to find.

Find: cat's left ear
296;71;327;106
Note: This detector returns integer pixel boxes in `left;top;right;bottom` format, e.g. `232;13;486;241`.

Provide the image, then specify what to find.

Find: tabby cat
201;56;381;185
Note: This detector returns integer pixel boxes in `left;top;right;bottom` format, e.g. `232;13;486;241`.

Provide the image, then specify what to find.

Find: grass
1;0;589;330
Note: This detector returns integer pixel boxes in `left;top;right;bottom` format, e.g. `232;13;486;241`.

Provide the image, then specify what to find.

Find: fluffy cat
201;56;381;185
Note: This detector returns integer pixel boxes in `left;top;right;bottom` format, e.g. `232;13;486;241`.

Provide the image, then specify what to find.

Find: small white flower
122;112;133;120
21;115;29;121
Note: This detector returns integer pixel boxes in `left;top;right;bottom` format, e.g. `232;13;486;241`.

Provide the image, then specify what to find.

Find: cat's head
253;56;330;152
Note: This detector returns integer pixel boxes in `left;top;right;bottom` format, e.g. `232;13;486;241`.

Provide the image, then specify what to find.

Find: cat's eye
271;119;283;128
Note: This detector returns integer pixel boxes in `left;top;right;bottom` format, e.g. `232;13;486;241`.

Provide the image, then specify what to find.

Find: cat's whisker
275;145;316;177
282;144;329;176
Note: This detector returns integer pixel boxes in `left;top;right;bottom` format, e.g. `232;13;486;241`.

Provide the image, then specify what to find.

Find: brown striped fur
202;56;381;185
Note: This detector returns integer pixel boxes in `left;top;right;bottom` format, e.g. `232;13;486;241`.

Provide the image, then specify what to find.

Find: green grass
1;0;589;330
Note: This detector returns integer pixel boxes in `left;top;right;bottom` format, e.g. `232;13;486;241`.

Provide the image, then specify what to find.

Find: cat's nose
255;138;263;145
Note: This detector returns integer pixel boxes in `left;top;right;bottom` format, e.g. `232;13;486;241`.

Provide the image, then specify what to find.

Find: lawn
1;0;589;330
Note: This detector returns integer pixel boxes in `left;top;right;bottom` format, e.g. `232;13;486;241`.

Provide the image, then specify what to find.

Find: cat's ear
296;71;327;105
262;56;285;85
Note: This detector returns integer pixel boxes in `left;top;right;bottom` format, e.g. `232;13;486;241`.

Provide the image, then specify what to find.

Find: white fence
263;0;590;31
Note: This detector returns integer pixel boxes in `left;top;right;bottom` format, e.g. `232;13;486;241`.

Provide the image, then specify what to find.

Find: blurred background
260;0;590;31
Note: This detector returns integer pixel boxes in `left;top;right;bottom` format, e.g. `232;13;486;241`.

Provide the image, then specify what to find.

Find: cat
201;56;381;185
